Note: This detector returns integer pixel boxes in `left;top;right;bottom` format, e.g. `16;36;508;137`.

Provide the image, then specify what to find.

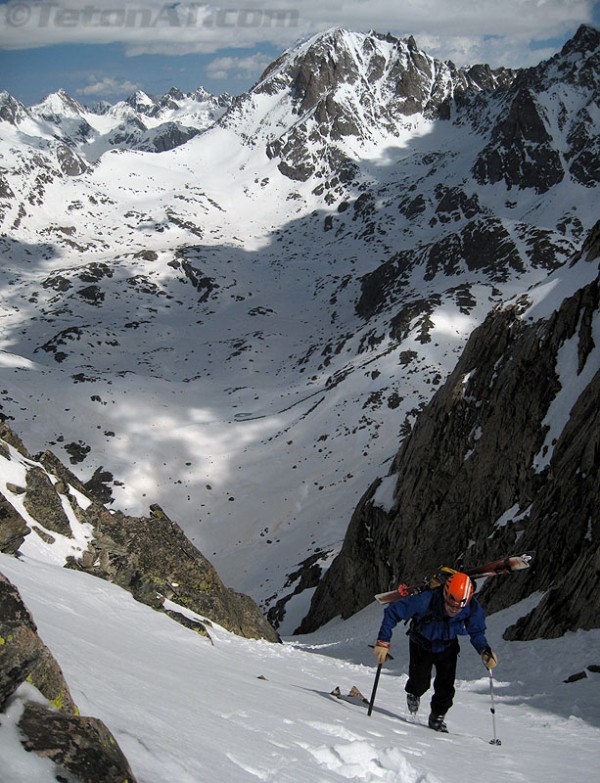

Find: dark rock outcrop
0;422;279;643
1;572;137;782
298;221;600;638
147;121;201;152
473;87;564;193
19;702;137;783
0;491;30;554
24;465;73;536
56;143;88;176
66;501;279;642
0;90;29;125
0;572;78;714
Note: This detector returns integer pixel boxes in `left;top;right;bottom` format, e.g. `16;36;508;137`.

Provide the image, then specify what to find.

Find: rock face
67;501;280;642
298;221;600;639
471;25;600;193
472;85;565;193
0;492;30;554
0;572;137;782
0;422;279;643
24;465;73;536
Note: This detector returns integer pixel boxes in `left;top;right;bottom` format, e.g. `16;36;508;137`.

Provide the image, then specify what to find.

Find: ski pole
487;668;502;745
367;663;382;716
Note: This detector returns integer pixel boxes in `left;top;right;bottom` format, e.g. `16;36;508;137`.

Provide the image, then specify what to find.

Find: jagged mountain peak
255;27;514;107
0;83;231;162
0;91;29;125
256;28;430;95
31;88;86;118
192;85;220;102
125;89;158;114
164;86;186;100
253;27;363;93
516;22;600;91
229;27;519;182
123;85;225;117
468;24;599;194
561;23;600;56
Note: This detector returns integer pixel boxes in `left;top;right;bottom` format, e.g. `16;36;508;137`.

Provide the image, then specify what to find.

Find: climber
373;572;498;732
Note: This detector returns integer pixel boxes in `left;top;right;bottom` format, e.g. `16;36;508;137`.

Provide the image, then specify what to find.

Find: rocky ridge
298;220;600;638
0;84;231;163
0;421;278;642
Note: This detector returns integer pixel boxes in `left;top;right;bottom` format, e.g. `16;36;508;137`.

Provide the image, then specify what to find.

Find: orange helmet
443;572;474;608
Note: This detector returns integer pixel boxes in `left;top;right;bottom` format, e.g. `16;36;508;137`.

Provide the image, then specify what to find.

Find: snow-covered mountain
242;27;516;182
0;25;598;637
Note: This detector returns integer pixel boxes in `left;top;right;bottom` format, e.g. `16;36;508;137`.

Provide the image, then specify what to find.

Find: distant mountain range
0;24;598;634
0;85;231;161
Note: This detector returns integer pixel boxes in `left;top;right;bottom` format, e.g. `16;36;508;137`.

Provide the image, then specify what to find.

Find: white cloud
0;0;595;67
413;33;558;69
77;76;139;97
205;53;274;82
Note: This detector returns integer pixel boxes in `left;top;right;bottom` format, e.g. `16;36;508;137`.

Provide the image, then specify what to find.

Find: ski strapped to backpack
374;552;535;605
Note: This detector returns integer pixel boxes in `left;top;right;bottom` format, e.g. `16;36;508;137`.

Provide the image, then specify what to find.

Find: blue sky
1;1;599;106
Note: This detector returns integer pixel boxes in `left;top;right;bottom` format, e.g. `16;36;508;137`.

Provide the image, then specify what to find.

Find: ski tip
512;551;535;569
348;686;368;703
330;686;369;705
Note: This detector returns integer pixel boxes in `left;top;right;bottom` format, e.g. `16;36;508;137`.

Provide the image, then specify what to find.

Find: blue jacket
377;588;489;654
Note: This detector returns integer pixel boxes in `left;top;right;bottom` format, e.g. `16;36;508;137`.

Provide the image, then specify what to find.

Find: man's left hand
482;647;498;669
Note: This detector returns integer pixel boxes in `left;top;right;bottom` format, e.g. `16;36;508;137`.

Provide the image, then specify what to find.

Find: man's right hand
373;640;391;664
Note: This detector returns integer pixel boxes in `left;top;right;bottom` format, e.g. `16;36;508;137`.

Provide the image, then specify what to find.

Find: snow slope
1;552;599;783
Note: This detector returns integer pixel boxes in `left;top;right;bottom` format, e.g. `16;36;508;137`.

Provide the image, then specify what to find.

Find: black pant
405;639;459;716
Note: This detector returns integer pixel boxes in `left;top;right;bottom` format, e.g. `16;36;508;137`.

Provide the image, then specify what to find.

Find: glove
374;640;391;664
481;647;498;669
